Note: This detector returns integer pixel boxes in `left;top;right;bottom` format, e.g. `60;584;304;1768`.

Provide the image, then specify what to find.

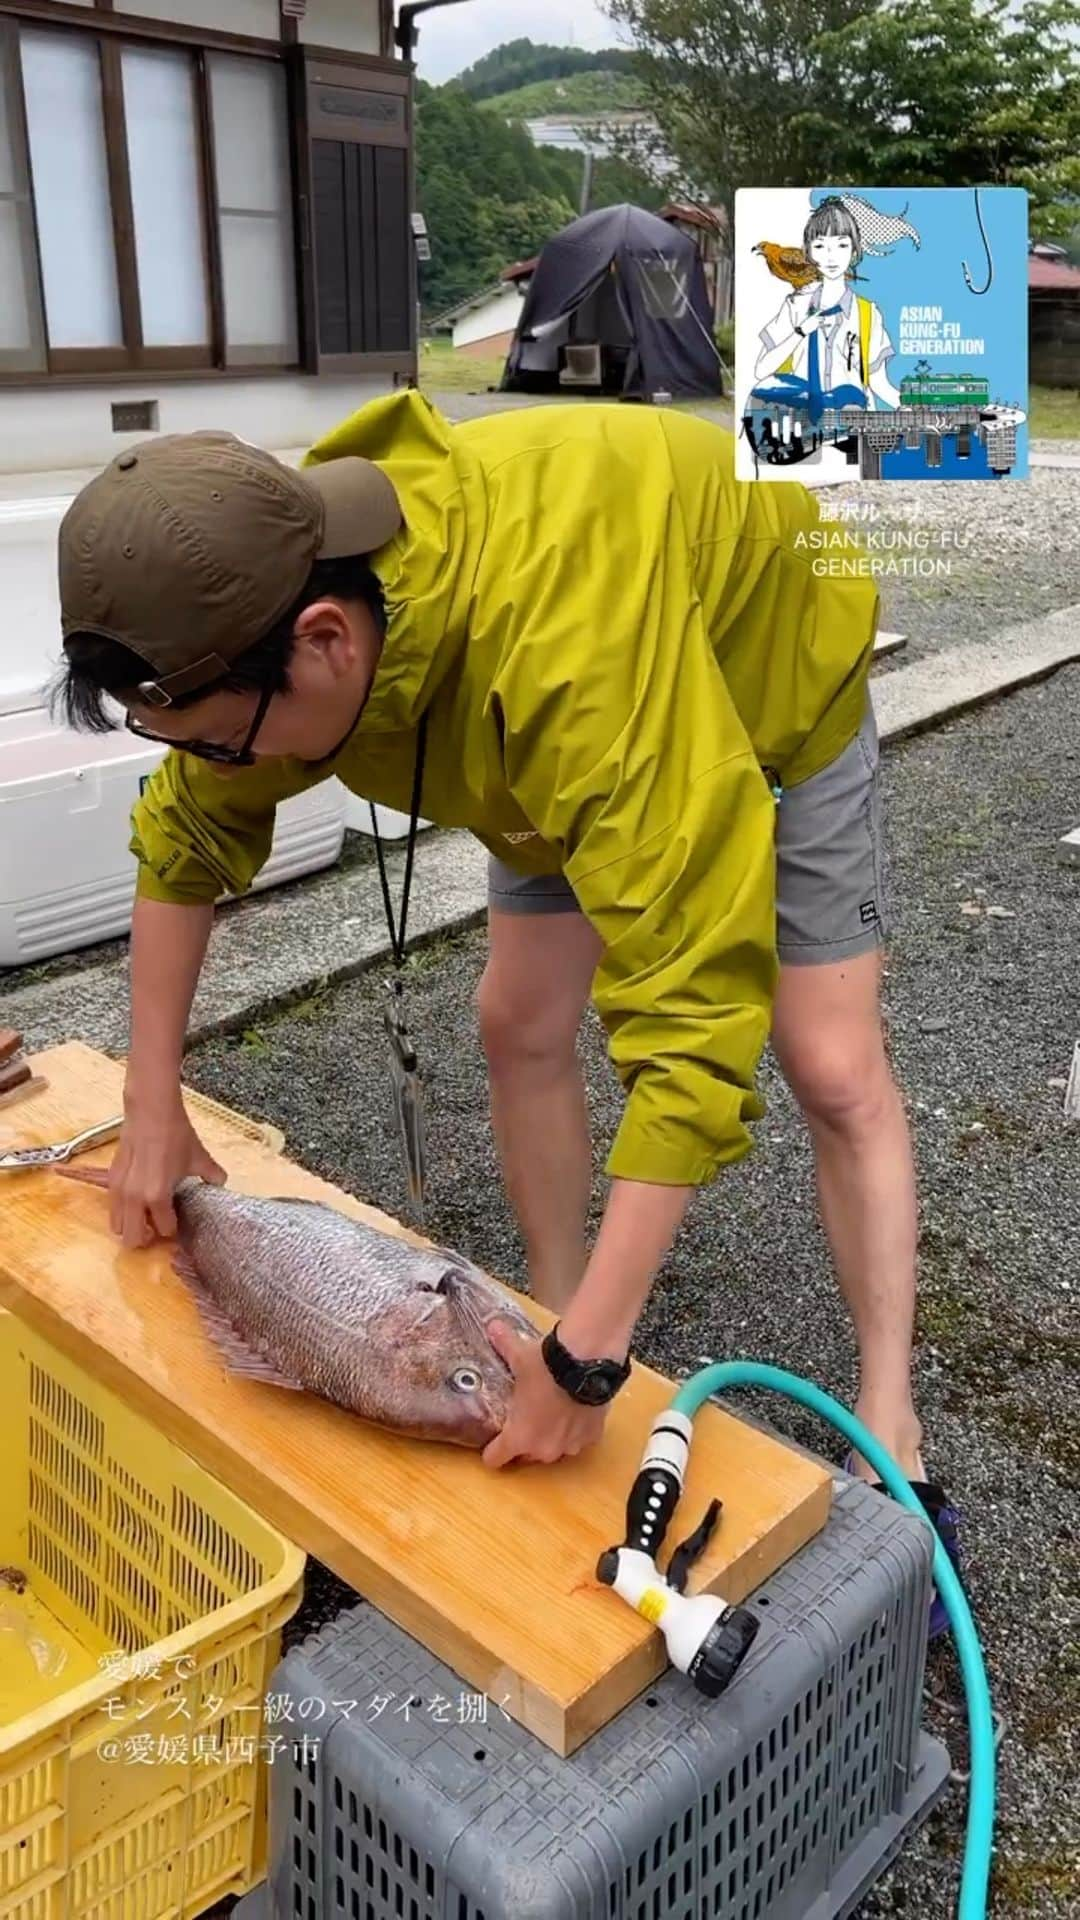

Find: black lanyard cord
369;710;429;970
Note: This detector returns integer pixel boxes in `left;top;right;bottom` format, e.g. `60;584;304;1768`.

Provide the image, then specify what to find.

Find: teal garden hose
599;1362;996;1919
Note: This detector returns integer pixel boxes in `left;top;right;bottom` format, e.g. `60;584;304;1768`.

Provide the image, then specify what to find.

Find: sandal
842;1454;962;1639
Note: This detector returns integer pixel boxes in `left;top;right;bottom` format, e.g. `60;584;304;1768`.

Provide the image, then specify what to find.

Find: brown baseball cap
58;430;402;704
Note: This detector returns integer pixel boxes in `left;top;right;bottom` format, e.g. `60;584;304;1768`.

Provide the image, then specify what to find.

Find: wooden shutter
302;56;415;378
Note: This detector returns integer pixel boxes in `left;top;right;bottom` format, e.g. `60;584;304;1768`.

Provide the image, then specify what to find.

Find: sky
415;1;621;84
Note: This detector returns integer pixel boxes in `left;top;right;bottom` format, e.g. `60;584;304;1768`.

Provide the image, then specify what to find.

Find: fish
58;1169;539;1448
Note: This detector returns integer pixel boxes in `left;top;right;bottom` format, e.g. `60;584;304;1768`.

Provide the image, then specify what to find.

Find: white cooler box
338;789;434;840
0;490;345;967
0;709;347;968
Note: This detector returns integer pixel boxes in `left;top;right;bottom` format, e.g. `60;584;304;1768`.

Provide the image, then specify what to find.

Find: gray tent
501;203;722;401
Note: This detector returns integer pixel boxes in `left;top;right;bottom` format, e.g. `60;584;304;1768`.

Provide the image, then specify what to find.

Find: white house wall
124;2;381;48
0;376;390;477
299;0;383;53
454;285;525;350
120;0;282;33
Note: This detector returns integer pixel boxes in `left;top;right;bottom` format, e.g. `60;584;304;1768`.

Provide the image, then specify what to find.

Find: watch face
576;1370;614;1406
576;1363;625;1405
543;1331;628;1404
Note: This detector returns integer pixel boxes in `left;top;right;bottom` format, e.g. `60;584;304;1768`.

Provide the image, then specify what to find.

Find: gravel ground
187;667;1080;1916
822;463;1080;675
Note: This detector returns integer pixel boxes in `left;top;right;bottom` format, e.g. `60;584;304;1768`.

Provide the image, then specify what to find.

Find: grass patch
418;340;505;394
1028;383;1080;439
416;350;1077;439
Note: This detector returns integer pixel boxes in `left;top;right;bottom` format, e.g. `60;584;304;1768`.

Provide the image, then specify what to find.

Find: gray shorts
488;694;889;967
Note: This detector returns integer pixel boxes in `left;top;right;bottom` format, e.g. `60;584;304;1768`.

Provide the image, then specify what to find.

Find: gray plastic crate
237;1479;951;1920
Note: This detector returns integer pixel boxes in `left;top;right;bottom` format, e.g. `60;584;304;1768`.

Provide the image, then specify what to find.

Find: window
21;29;125;353
0;18;297;375
634;253;692;322
0;21;45;371
207;53;297;366
0;16;416;383
123;45;210;350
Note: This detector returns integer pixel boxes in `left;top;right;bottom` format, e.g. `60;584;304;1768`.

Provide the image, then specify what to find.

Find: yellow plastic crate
0;1312;305;1919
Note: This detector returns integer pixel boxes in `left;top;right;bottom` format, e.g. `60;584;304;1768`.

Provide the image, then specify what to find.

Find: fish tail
55;1165;111;1190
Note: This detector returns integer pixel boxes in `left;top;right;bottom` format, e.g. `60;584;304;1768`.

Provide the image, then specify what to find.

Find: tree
808;0;1080;233
604;1;1080;234
415;71;664;321
415;81;576;315
452;38;638;103
474;193;579;267
603;1;874;221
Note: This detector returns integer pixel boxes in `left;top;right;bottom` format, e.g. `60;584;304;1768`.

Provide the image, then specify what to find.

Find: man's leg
771;690;923;1480
477;898;603;1315
770;949;924;1481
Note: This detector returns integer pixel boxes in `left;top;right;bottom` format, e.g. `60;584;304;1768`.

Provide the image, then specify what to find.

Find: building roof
1029;255;1080;290
429;281;509;330
660;201;726;235
430;256;537;330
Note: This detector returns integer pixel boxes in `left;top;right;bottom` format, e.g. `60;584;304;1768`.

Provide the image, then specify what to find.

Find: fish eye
449;1366;483;1394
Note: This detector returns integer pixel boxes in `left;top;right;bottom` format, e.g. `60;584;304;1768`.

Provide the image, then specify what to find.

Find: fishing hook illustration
962;186;993;295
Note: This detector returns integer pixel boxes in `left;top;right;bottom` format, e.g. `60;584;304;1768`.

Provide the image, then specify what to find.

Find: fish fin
172;1249;305;1390
55;1165;111;1189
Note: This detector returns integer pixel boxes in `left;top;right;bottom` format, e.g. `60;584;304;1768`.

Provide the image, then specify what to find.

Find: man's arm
130;747;320;904
113;896;225;1246
552;738;777;1367
480;726;777;1470
115;747;322;1244
487;438;780;1372
561;1180;693;1361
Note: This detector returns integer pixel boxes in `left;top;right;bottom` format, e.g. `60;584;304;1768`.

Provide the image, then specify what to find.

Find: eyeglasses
125;683;276;766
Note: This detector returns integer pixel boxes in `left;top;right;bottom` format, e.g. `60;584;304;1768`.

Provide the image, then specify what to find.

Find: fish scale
61;1168;538;1448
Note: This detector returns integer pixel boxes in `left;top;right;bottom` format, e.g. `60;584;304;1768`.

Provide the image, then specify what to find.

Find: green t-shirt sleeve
130;750;325;905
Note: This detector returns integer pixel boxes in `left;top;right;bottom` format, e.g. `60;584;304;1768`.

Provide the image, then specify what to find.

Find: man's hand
481;1318;609;1469
787;291;824;334
111;1090;226;1249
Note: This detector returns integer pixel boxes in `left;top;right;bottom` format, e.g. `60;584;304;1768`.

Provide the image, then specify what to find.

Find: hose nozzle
599;1412;758;1699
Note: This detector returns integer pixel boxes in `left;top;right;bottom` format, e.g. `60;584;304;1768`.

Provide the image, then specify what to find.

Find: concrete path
3;833;487;1058
4;604;1078;1060
1030;449;1080;470
874;630;907;660
873;604;1080;742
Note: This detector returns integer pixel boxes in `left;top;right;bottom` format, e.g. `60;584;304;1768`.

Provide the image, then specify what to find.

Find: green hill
415;54;665;323
481;70;646;119
450;38;639;103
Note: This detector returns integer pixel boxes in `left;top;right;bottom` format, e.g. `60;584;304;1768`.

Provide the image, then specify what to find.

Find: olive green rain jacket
130;391;879;1188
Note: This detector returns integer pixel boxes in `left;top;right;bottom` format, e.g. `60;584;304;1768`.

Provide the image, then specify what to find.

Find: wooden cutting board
0;1042;831;1756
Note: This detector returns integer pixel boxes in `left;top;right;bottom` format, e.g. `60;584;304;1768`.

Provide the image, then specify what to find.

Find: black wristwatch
541;1322;632;1406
